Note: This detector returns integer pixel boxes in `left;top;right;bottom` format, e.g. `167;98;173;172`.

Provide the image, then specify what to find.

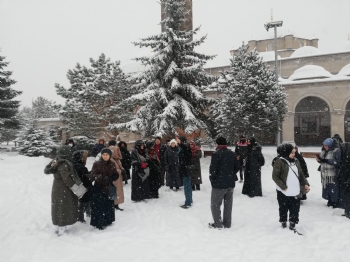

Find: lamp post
264;20;283;146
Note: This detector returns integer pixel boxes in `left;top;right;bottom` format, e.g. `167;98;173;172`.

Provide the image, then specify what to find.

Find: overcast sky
1;0;350;108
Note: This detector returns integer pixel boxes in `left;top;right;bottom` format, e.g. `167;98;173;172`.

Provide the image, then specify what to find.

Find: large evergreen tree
210;44;288;143
56;54;132;138
109;0;216;137
0;53;22;136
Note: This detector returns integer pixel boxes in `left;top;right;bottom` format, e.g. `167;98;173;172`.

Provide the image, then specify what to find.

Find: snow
258;51;281;62
290;46;322;58
38;118;61;122
288;65;333;81
338;63;350;76
1;147;350;262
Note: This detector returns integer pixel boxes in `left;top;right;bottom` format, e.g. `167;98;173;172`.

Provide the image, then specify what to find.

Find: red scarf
190;141;201;157
216;145;228;150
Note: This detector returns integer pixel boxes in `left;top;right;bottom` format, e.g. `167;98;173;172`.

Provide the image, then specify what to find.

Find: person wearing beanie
209;137;240;229
154;137;168;187
118;141;131;185
176;136;193;209
242;137;265;198
89;147;119;230
316;138;341;208
235;135;248;182
272;143;310;231
164;139;182;192
65;138;77;154
146;140;162;198
130;140;151;202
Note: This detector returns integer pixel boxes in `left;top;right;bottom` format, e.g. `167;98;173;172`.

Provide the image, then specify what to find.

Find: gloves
110;172;119;182
140;162;148;169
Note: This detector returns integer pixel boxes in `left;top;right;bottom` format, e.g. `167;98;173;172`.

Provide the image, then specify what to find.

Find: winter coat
272;158;309;194
164;146;183;188
130;148;150;201
338;142;350;211
90;159;119;195
242;143;265;197
190;149;202;184
157;144;168;168
235;141;248;159
209;147;240;189
294;151;309;178
72;157;93;203
109;145;125;205
147;148;162;196
44;145;79;227
119;146;131;180
92;144;105;157
178;142;192;178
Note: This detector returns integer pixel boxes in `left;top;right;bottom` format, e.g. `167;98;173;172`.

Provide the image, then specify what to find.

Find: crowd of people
44;134;350;235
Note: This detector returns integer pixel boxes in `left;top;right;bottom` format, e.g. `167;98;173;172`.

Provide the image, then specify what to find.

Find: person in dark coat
294;145;309;201
189;141;202;191
89;148;119;230
44;145;79;235
209;137;240;229
338;142;350;218
242;137;265;197
164;139;183;191
316;138;341;208
176;136;193;208
72;150;93;223
118;141;131;184
332;134;343;149
272;144;310;231
65;138;77;155
146;141;162;198
130;140;151;202
91;138;106;157
154;137;168;186
235;135;248;182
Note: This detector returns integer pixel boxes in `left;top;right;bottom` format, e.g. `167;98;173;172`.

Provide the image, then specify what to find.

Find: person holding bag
90;148;119;230
44;145;79;236
272;144;310;232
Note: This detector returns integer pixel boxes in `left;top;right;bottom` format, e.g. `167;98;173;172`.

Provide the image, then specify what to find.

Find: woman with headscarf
130;140;150;202
316;138;341;208
44;145;79;235
118;141;131;185
164;139;183;191
272;144;310;231
338;142;350;219
242;137;265;197
90;148;119;230
72;150;93;223
146;140;162;198
189;141;202;191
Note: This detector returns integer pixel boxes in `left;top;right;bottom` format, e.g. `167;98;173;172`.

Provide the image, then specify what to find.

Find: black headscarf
280;143;295;162
247;137;256;150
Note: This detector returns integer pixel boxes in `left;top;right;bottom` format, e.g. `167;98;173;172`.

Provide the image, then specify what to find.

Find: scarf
320;148;338;188
216;145;228;150
190;142;201;157
137;152;150;182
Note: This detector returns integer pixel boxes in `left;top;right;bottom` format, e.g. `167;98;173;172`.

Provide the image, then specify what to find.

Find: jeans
183;176;192;206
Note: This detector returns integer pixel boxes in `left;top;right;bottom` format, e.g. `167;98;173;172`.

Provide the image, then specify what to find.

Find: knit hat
216;137;227;146
108;140;117;146
101;148;113;157
169;139;177;146
323;138;333;148
280;144;294;158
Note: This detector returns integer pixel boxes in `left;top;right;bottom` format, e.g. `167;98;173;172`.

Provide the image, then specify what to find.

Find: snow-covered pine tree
17;97;60;156
109;0;216;137
56;54;132;138
210;44;288;143
0;53;22;137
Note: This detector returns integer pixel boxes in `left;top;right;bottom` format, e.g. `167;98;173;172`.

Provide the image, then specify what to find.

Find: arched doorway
345;100;350;142
294;96;330;145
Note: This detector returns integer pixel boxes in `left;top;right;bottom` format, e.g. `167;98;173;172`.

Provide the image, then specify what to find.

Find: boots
114;205;124;211
281;222;287;228
289;222;295;230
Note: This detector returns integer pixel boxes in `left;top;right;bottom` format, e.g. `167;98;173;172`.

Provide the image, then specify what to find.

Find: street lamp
264;20;283;146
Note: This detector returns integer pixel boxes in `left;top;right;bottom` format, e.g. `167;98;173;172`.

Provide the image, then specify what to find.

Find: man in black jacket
209;137;240;229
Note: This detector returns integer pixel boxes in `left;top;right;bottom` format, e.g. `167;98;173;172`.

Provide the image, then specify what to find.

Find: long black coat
178;142;192;178
120;147;131;181
242;143;265;197
191;149;202;184
338;142;350;212
130;149;150;201
164;146;183;187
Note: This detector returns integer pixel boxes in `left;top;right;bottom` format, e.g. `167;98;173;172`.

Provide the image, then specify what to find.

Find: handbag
108;184;117;200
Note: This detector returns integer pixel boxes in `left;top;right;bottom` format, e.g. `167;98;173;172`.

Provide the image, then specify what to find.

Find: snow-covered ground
1;146;350;262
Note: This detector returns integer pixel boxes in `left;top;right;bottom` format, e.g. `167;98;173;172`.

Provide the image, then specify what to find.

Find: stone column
281;113;295;144
330;113;345;138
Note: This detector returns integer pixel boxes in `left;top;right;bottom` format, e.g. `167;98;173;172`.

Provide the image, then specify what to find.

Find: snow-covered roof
290;46;322;58
288;65;333;81
338;63;350;76
281;75;350;85
38;118;61;122
258;51;281;61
